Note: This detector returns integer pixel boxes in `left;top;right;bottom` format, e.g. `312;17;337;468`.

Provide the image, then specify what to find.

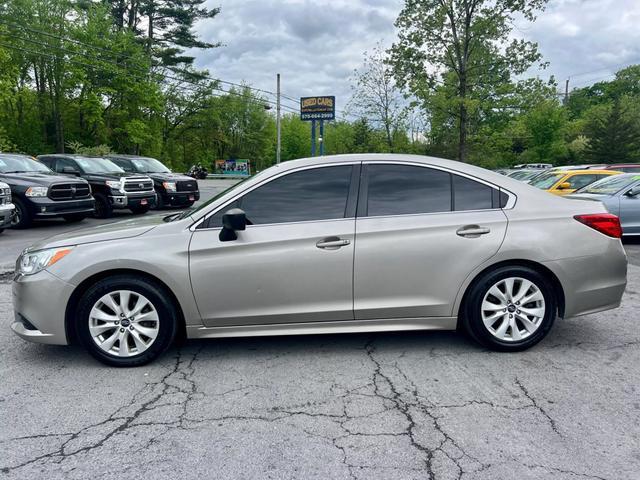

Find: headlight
105;180;122;191
25;186;48;197
17;247;74;276
163;181;177;192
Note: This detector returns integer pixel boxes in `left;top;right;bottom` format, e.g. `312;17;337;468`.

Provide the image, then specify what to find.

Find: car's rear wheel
461;266;557;351
75;275;178;367
10;197;32;229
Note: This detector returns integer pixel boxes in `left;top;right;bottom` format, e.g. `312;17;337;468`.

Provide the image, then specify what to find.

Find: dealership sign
214;159;250;176
300;96;335;121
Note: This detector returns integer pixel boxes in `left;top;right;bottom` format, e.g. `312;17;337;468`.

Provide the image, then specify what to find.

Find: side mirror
62;166;79;175
219;208;247;242
557;182;572;190
626;186;640;197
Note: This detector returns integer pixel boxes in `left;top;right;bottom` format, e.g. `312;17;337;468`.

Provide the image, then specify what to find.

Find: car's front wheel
10;197;32;229
75;275;179;367
461;266;557;351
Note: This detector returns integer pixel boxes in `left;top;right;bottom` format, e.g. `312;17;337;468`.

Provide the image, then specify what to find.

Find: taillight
574;214;622;238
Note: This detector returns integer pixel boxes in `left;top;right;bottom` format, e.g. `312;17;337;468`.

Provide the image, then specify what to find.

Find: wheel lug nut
509;314;513;318
129;326;134;330
120;328;125;332
503;308;507;312
516;310;521;314
115;320;119;325
120;313;125;317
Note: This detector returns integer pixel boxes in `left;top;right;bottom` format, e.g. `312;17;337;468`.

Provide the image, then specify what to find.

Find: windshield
577;174;640;195
75;157;125;174
0;155;52;173
130;157;171;173
171;175;257;222
509;170;538;180
529;172;564;189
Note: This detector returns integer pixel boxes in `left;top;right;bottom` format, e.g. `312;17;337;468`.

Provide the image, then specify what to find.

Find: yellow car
528;169;623;195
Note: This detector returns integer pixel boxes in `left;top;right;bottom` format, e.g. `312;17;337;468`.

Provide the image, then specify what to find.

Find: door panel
354;210;508;319
619;195;640;234
189;219;355;326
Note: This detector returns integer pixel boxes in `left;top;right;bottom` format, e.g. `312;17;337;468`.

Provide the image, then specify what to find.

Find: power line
0;33;300;112
0;18;301;108
0;39;300;113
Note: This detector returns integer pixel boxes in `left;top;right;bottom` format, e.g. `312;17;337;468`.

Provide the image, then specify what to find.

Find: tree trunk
457;70;468;163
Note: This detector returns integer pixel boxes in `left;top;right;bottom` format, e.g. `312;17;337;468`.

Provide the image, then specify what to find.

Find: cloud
192;0;640;111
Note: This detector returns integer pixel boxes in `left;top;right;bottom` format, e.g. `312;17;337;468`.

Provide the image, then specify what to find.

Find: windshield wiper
3;170;32;173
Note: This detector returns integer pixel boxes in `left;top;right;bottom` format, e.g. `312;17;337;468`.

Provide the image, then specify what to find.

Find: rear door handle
456;225;491;238
316;237;351;249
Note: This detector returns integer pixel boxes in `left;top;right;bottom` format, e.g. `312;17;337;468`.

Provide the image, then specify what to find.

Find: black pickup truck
0;153;94;228
38;154;157;218
106;154;200;209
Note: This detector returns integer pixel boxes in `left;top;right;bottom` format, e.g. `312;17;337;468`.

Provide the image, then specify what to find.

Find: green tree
390;0;548;162
584;99;640;163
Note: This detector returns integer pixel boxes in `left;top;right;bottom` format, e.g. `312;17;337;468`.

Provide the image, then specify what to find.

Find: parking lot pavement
0;178;239;269
1;180;640;479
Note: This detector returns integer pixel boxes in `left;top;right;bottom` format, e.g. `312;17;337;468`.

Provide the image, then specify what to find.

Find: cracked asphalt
2;264;639;479
1;183;639;479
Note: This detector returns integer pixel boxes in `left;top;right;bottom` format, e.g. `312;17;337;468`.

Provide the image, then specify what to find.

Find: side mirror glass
557;182;572;190
626;186;640;197
219;208;247;242
62;166;79;175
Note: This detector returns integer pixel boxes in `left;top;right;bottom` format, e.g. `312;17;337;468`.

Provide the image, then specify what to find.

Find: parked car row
0;152;199;230
498;162;640;236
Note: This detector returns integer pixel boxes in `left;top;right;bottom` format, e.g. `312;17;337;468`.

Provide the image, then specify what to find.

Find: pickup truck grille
123;177;154;193
48;183;91;200
176;180;198;192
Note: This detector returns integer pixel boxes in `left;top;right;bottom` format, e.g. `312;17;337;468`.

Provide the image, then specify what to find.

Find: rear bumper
28;197;95;218
544;243;627;318
11;270;74;345
110;192;157;209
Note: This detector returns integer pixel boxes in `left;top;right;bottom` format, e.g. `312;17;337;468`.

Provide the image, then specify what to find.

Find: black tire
75;275;179;367
93;194;113;219
183;200;195;208
460;266;557;352
153;191;166;210
130;205;150;214
0;228;4;234
10;197;32;229
63;213;87;223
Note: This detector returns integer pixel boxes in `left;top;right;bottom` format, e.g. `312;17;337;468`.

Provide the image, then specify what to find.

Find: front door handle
456;225;491;238
316;237;351;250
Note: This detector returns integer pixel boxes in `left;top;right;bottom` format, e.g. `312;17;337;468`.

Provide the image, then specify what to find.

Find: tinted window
566;174;598;190
56;158;79;172
366;165;451;216
111;158;135;172
236;166;352;225
453;175;493;210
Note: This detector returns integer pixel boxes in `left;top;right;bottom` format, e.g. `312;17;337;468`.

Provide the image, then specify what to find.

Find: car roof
39;154;106;160
557;169;623;175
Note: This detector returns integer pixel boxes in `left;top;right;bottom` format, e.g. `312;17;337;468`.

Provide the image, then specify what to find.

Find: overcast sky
193;0;640;115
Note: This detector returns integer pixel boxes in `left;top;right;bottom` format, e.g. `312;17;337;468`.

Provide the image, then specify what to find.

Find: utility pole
276;73;281;164
564;78;570;105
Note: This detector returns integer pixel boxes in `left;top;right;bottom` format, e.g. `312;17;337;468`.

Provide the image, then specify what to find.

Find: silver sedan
566;173;640;236
12;154;627;366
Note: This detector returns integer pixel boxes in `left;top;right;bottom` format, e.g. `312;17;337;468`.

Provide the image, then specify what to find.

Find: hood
27;214;167;251
84;172;141;182
0;172;87;187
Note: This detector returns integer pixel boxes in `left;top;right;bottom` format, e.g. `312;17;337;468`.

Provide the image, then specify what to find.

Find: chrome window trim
190;161;360;231
189;159;517;231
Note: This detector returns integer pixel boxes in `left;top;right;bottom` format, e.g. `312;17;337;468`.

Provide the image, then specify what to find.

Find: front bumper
110;192;157;209
0;202;15;228
28;197;95;218
11;270;74;345
161;190;200;206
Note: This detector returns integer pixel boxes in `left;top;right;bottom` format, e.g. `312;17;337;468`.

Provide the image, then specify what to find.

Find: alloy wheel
480;277;546;342
89;290;160;357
